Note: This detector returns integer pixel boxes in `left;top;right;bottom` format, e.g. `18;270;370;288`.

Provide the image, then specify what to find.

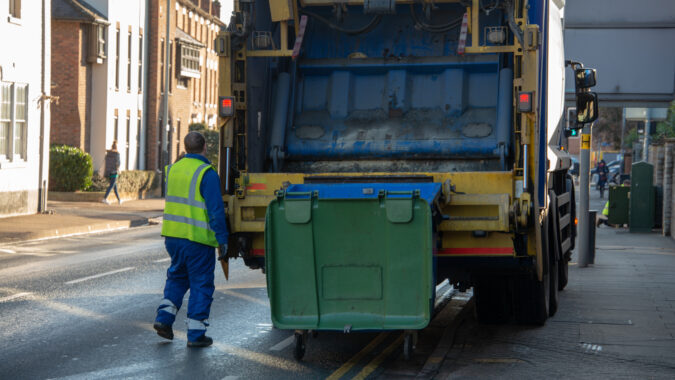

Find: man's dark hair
184;131;206;154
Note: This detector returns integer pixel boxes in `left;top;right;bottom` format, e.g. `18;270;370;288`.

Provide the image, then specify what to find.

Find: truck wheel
548;193;560;316
549;253;559;316
558;258;568;291
474;277;512;324
514;220;550;325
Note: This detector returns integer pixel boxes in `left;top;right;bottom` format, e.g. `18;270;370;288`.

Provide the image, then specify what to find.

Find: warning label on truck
581;134;591;150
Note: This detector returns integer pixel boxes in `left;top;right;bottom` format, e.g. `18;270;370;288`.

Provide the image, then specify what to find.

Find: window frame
115;27;121;90
9;0;21;20
0;81;28;163
127;31;132;92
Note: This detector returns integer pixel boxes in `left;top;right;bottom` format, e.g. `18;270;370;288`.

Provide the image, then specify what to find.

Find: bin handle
378;190;420;199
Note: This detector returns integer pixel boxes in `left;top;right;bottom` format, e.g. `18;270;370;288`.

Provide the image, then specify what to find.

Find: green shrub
188;123;219;166
49;145;93;191
87;170;160;194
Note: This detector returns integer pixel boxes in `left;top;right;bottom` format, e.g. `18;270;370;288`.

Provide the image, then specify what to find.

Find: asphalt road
0;226;411;380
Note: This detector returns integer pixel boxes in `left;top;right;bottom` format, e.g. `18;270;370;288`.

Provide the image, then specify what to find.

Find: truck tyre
549;250;559;316
474;277;512;324
514;220;550;325
548;191;560;316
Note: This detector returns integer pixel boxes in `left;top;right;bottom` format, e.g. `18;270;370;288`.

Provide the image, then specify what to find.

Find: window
9;0;20;19
87;23;107;63
136;115;141;169
178;43;201;78
0;82;28;161
125;115;131;170
138;33;143;93
115;28;120;90
127;31;132;92
113;112;119;142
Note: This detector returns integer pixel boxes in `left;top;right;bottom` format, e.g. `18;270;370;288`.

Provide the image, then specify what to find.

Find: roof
52;0;109;25
175;27;205;48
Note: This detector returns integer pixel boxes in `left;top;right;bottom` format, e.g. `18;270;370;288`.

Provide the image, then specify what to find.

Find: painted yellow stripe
325;332;390;380
352;334;404;380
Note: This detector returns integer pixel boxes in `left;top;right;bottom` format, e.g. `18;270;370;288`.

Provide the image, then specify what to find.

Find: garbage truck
214;0;598;359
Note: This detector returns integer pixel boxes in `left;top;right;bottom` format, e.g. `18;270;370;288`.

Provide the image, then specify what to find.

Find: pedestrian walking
102;141;121;204
153;131;230;348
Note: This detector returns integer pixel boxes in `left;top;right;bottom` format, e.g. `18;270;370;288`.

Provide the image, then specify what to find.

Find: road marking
0;292;32;303
474;358;525;364
154;258;171;263
221;289;269;307
0;248;16;254
326;332;390;380
353;334;404;380
269;335;294;351
65;267;134;284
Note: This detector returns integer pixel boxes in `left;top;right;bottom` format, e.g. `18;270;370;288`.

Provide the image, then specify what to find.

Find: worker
153;131;229;348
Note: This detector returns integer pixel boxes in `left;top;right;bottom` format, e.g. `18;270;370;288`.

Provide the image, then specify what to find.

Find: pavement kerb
0;216;163;245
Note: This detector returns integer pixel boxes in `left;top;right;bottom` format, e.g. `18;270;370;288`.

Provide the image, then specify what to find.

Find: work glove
217;244;228;260
217;244;230;280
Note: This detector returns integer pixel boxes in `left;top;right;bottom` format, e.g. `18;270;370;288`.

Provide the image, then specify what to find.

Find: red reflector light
218;96;235;117
518;92;533;112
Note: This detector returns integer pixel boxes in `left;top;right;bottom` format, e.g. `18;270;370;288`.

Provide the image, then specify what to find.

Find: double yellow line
326;332;404;380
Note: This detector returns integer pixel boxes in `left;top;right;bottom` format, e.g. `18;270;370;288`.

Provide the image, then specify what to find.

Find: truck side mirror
575;68;597;89
576;92;598;124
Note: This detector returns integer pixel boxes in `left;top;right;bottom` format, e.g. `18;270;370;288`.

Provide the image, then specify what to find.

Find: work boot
187;335;213;348
153;322;174;340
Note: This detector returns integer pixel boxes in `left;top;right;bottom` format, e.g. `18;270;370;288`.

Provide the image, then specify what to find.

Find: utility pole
161;0;171;195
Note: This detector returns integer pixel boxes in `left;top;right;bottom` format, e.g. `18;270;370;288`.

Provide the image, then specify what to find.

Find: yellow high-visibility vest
161;158;218;247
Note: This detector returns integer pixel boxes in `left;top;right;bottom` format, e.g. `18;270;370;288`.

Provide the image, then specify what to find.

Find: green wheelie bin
265;183;440;360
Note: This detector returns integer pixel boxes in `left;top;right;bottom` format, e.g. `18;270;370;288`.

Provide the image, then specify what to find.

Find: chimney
211;1;221;18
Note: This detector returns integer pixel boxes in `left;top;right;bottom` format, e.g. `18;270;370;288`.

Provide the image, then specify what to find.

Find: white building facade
0;0;52;217
86;0;148;173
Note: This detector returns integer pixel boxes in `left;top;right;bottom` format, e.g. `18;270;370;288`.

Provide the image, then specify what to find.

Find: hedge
88;170;160;193
49;145;93;191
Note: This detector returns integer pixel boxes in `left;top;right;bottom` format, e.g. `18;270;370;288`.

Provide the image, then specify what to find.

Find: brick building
146;0;224;170
51;0;109;153
51;0;148;173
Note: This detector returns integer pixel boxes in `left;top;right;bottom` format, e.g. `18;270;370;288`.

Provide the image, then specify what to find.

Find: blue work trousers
156;237;216;341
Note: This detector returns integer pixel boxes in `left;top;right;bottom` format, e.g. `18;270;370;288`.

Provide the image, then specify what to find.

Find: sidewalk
434;223;675;378
0;199;164;244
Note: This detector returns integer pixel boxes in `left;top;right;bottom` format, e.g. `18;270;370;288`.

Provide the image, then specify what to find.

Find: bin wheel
293;332;306;361
403;333;414;360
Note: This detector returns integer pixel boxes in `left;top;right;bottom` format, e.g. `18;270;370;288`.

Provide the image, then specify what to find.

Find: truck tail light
518;92;533;113
219;96;235;117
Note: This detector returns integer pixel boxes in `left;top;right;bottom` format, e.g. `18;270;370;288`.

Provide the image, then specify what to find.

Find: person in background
153;131;229;348
596;159;609;199
103;141;121;205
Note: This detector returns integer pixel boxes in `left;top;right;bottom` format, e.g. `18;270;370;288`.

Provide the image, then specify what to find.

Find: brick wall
51;20;90;150
146;0;223;169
